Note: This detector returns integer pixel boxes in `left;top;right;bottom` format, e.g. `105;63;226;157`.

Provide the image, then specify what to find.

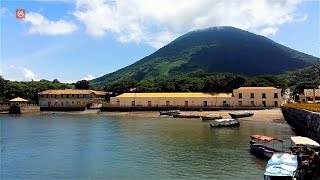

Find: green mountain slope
91;26;319;87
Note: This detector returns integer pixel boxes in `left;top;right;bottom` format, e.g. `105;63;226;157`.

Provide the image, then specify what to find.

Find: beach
3;106;284;122
100;108;284;122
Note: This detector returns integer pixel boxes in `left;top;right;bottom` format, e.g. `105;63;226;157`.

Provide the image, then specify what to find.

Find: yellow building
110;87;282;107
38;89;106;107
233;87;281;107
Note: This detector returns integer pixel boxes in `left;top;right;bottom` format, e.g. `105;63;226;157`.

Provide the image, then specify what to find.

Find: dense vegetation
1;65;318;103
103;73;287;93
278;64;320;94
91;26;319;88
0;76;73;103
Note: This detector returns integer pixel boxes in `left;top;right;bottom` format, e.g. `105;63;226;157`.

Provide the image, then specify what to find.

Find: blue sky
0;0;319;82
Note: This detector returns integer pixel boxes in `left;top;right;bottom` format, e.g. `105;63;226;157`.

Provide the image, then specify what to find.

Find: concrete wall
281;107;320;143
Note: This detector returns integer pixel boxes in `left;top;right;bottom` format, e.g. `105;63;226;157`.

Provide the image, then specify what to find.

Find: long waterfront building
110;87;282;107
38;89;106;108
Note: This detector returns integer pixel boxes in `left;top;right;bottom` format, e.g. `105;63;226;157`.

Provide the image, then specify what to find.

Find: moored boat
200;114;222;121
263;153;298;180
229;111;254;119
249;134;285;159
173;114;201;118
159;110;180;116
209;119;239;127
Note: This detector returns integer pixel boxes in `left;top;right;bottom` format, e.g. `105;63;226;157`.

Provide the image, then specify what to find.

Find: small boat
200;114;222;121
173;114;201;118
159;110;180;116
229;111;253;119
290;136;320;150
249;134;284;159
264;153;298;180
209;119;239;127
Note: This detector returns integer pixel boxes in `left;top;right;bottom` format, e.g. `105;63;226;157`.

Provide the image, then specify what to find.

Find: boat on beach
209;119;239;127
229;111;254;119
248;134;285;159
173;114;201;118
200;114;222;121
159;110;180;116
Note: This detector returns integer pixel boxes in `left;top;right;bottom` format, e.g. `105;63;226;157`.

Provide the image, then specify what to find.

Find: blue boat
264;153;298;180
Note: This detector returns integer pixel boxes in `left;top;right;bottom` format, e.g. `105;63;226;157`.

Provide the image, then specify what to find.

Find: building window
116;100;120;106
184;101;188;106
166;101;170;106
262;101;266;107
251;101;255;106
250;93;254;98
148;101;152;107
262;93;266;98
72;101;74;104
238;93;242;99
77;101;80;105
131;101;135;106
274;101;278;107
238;101;242;107
203;101;208;107
274;93;278;98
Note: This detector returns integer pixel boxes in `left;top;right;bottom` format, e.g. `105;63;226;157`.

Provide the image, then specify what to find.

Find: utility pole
313;88;316;104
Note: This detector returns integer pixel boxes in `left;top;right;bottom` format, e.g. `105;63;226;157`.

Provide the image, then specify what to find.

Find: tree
104;78;137;93
52;79;60;83
75;80;90;89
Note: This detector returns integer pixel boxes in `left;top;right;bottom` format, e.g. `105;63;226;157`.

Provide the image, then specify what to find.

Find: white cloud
73;0;306;48
260;27;278;36
4;66;39;81
24;12;77;35
83;74;94;80
22;68;36;80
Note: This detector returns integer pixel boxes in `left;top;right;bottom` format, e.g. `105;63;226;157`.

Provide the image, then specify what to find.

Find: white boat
209;119;239;127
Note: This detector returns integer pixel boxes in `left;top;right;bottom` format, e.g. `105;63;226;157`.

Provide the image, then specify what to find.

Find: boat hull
209;119;240;127
173;114;201;118
229;113;253;119
249;143;282;159
201;116;222;121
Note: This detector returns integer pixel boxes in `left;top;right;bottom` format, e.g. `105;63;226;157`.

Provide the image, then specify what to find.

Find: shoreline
1;107;285;122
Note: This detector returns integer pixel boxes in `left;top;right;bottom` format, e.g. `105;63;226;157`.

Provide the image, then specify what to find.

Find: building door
185;101;188;106
47;101;51;107
203;101;207;107
238;101;242;107
131;101;135;106
274;101;278;107
262;101;266;107
148;101;152;107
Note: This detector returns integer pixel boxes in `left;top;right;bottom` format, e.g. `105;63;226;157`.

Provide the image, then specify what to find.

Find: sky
0;0;319;82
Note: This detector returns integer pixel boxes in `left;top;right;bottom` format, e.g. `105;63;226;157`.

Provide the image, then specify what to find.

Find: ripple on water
0;114;295;179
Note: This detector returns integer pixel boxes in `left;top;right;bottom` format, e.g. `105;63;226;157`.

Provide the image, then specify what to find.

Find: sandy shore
101;109;285;122
2;106;285;122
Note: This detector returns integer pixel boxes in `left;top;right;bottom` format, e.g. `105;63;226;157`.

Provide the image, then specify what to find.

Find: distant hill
91;26;319;87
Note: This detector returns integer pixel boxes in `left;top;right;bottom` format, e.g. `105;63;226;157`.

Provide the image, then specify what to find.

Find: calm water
0;114;295;179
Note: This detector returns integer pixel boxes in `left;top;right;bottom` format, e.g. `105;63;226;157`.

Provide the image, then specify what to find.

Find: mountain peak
91;27;320;87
